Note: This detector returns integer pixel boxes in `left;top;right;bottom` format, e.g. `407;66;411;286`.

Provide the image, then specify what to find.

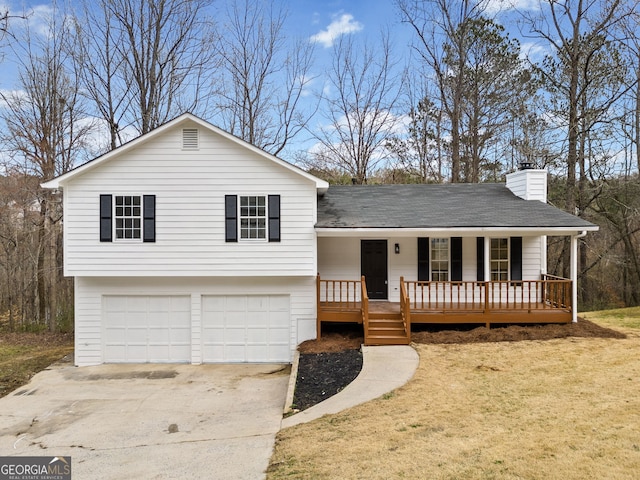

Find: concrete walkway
281;345;419;428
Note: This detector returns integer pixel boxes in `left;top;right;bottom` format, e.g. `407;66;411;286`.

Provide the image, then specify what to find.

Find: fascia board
314;226;599;237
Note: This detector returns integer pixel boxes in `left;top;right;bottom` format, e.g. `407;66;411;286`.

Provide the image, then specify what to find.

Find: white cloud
520;41;548;61
484;0;541;13
310;13;363;48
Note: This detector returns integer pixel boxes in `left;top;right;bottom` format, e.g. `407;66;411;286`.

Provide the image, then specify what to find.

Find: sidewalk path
281;345;419;429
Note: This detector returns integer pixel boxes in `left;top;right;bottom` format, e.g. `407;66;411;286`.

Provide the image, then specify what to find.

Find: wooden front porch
317;275;573;346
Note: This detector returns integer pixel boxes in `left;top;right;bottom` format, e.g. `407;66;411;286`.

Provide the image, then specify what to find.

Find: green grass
0;332;73;398
582;306;640;330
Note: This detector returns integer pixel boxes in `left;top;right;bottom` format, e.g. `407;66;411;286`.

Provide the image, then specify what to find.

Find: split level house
42;113;598;367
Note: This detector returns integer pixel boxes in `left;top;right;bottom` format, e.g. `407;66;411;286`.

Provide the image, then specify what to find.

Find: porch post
484;237;491;281
570;234;578;323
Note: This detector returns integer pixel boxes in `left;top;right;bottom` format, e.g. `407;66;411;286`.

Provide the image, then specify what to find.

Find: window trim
430;237;450;281
238;194;268;242
114;195;143;242
490;237;509;281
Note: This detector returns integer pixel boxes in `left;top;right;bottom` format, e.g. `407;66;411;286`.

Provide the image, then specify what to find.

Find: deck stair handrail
361;275;369;343
399;276;411;342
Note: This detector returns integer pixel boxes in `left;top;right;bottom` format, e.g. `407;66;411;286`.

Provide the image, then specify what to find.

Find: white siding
506;169;547;202
522;236;543;280
74;275;316;366
62;119;318;277
318;235;545;303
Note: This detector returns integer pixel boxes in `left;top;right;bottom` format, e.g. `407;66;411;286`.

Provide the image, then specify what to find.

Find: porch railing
404;278;572;313
317;275;573;337
317;274;368;337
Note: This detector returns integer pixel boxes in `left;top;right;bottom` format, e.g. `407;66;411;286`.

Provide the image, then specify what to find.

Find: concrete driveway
0;358;289;479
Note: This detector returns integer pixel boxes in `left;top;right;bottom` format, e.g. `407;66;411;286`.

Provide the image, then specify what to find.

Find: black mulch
293;349;363;411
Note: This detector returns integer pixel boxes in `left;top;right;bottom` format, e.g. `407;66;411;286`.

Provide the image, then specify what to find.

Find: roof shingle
316;184;596;229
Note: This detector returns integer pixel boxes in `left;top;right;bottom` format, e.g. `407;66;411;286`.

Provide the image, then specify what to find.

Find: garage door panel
247;329;268;343
103;295;191;363
269;295;290;311
269;327;290;343
202;295;290;363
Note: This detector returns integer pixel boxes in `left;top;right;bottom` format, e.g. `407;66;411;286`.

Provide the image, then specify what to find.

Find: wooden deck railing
317;275;368;337
317;275;573;337
404;278;572;313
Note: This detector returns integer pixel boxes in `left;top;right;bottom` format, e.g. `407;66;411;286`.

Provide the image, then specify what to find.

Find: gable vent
182;128;199;150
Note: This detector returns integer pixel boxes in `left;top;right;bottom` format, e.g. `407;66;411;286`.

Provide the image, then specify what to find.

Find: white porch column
569;232;588;323
484;237;491;281
570;234;578;322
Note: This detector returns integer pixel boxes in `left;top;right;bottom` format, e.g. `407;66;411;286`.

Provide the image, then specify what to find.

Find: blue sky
0;0;552;165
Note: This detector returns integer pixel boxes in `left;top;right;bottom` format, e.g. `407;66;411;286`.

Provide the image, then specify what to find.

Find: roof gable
42;113;328;192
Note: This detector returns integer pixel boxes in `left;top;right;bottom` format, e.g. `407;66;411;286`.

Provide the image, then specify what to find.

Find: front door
361;240;388;299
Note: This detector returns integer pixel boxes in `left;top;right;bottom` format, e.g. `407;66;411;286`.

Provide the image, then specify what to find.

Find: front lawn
268;311;640;479
0;332;74;398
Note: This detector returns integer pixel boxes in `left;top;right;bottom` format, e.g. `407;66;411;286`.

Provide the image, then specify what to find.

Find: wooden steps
365;317;410;346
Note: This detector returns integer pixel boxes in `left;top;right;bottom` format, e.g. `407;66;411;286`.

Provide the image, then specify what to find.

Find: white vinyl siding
61;120;317;277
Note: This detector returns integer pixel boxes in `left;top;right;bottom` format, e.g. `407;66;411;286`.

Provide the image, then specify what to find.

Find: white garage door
103;296;191;363
202;295;290;363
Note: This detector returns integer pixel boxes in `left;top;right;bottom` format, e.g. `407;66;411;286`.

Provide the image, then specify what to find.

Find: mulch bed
293;349;363;411
292;319;626;411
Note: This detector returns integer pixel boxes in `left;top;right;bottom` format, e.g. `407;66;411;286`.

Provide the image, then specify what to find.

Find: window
240;196;266;240
100;194;155;243
115;195;141;240
430;238;449;281
225;195;280;243
490;238;509;280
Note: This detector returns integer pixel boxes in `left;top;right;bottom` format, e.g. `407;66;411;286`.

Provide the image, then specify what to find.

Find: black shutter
100;194;112;242
225;195;238;242
417;237;429;281
510;236;523;281
476;237;485;281
268;195;281;242
451;237;463;281
143;195;156;242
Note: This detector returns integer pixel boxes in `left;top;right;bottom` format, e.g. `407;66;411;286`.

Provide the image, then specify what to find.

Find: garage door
103;296;191;363
202;295;290;363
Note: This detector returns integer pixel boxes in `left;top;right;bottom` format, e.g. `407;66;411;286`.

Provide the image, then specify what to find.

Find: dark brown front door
361;240;388;299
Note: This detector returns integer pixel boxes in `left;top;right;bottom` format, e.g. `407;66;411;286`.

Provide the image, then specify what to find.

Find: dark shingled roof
316;184;596;229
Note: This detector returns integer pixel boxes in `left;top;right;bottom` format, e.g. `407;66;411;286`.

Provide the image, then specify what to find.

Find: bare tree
309;33;402;184
522;0;635;213
212;0;316;157
522;0;636;278
0;11;93;330
397;0;487;182
386;73;447;183
73;0;215;142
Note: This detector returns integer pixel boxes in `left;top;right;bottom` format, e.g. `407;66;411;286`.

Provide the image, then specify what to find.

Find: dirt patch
411;318;626;344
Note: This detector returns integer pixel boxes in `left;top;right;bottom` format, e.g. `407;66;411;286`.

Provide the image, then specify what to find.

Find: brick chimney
506;164;547;203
